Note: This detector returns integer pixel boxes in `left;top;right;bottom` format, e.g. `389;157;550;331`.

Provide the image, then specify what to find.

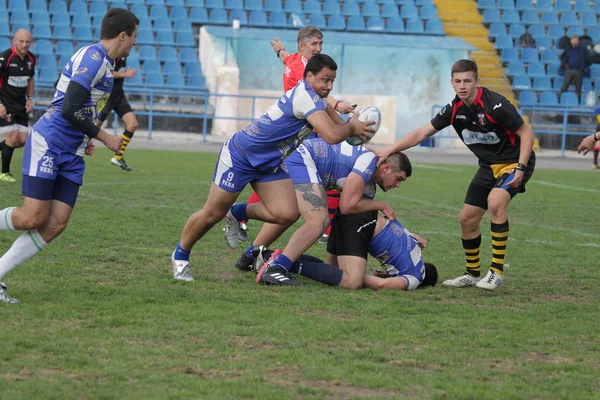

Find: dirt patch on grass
307;380;400;399
387;358;441;373
524;352;575;364
0;367;81;381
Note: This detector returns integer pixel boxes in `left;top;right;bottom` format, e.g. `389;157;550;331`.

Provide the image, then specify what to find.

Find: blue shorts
21;130;83;207
284;144;322;186
212;136;290;193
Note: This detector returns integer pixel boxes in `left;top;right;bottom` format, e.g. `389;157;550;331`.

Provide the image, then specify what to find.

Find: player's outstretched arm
270;37;289;64
578;132;599;155
307;110;374;144
506;122;534;188
363;274;408;290
339;172;396;220
376;123;438;166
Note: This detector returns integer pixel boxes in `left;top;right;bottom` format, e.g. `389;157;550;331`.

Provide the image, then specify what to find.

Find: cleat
251;245;270;273
593;164;599;169
256;249;303;286
318;234;329;244
442;273;481;288
0;173;16;183
0;282;20;304
235;252;255;272
239;222;251;242
111;157;132;171
171;251;194;281
476;269;504;290
224;207;241;249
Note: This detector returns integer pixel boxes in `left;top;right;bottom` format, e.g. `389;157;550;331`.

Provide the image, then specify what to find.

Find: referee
377;59;535;291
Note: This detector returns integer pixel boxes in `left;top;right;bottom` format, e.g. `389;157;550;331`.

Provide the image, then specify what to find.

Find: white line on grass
412;164;465;173
419;230;600;248
530;180;600;194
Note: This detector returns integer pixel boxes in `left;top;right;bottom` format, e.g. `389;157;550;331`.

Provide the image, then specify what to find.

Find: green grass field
1;148;599;400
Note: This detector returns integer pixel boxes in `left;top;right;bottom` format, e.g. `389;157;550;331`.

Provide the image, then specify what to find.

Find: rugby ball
346;106;382;146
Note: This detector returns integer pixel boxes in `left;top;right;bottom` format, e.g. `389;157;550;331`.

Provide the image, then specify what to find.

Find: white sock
0;207;16;231
0;230;48;281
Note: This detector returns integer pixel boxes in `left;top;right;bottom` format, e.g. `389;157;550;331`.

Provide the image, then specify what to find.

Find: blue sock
244;244;255;260
290;261;343;286
174;242;191;261
231;203;249;222
274;253;293;271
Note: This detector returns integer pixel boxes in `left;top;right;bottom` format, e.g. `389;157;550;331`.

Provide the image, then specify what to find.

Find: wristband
27;96;33;100
594;132;600;141
515;163;526;171
276;49;285;58
334;100;340;111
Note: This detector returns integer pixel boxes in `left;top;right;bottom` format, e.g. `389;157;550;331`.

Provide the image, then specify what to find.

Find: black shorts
0;107;28;132
97;92;132;122
327;210;378;260
465;153;536;210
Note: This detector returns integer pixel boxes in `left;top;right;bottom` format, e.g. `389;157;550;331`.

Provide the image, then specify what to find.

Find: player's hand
578;134;596;155
336;101;356;114
411;233;427;248
375;149;393;167
506;169;524;188
98;132;123;153
25;99;34;113
374;270;390;278
381;203;396;221
125;68;137;78
0;104;7;119
270;37;285;53
85;140;95;156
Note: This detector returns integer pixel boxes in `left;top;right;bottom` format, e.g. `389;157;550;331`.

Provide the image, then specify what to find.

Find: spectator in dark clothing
559;36;594;102
518;31;536;48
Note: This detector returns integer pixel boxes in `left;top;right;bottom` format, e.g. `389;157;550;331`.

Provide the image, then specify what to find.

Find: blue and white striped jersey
368;220;426;290
33;43;114;156
232;79;326;172
296;138;378;198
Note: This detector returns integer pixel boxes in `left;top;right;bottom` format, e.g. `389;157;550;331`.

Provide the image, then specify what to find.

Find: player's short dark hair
298;26;323;44
451;59;479;80
304;54;337;78
420;262;438;288
383;152;412;177
100;8;139;40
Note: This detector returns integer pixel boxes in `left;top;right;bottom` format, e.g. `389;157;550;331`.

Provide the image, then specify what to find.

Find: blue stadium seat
533;76;552;90
342;1;361;16
284;0;302;13
226;0;244;10
208;8;228;24
156;31;175;46
205;0;225;8
53;26;72;40
574;0;591;12
519;90;537;106
560;12;578;26
347;15;366;30
497;0;514;10
501;48;519;63
109;1;127;9
587;26;600;43
249;10;269;26
540;11;559;25
509;23;525;37
143;60;162;74
170;6;189;20
507;62;526;76
400;4;419;19
173;18;193;33
150;5;169;19
31;12;51;25
555;0;572;12
303;0;321;14
477;0;495;10
166;74;185;89
288;12;306;27
488;22;506;38
49;0;68;15
55;41;74;57
230;9;249;24
130;4;149;17
186;0;205;6
539;91;558;106
591;64;600;80
10;13;30;26
145;73;164;88
39;68;59;85
362;2;380;17
308;13;326;28
535;0;552;10
180;48;198;63
188;75;206;90
553;76;563;90
406;19;424;34
541;49;560;65
367;16;384;30
482;9;501;24
516;0;534;10
581;13;597;27
386;17;404;33
154;18;173;32
494;35;513;50
190;7;209;23
528;24;545;37
166;0;185;5
521;10;539;24
513;75;532;90
265;0;282;12
52;12;71;27
70;1;89;15
268;11;287;27
73;26;94;42
38;54;57;70
502;9;520;24
426;19;444;34
146;0;164;5
138;45;157;61
34;40;54;55
184;61;202;76
72;15;92;28
8;0;27;11
521;48;539;63
546;63;560;76
535;36;553;50
33;24;53;40
0;37;9;49
29;1;48;12
420;5;438;20
90;2;107;17
245;0;263;11
158;46;178;62
548;25;565;40
381;3;399;18
527;62;546;77
327;14;346;30
567;26;584;37
136;30;155;45
163;61;182;75
560;92;579;106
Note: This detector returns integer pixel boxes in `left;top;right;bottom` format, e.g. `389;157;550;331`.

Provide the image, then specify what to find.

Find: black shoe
238;223;251;242
234;253;254;272
257;264;304;286
111;157;132;171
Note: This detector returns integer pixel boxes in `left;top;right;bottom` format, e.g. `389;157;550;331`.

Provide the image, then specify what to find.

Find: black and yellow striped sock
462;235;481;277
490;220;509;275
114;130;134;161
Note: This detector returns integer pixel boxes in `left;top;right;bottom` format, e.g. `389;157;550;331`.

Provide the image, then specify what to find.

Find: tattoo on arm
295;183;328;211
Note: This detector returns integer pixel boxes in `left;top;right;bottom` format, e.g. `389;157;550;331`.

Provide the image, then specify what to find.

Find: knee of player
127;119;139;132
340;274;363;290
20;212;48;230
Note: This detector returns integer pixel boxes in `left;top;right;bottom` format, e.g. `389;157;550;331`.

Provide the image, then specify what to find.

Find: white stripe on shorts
213;138;233;185
297;144;320;184
27;130;50;178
